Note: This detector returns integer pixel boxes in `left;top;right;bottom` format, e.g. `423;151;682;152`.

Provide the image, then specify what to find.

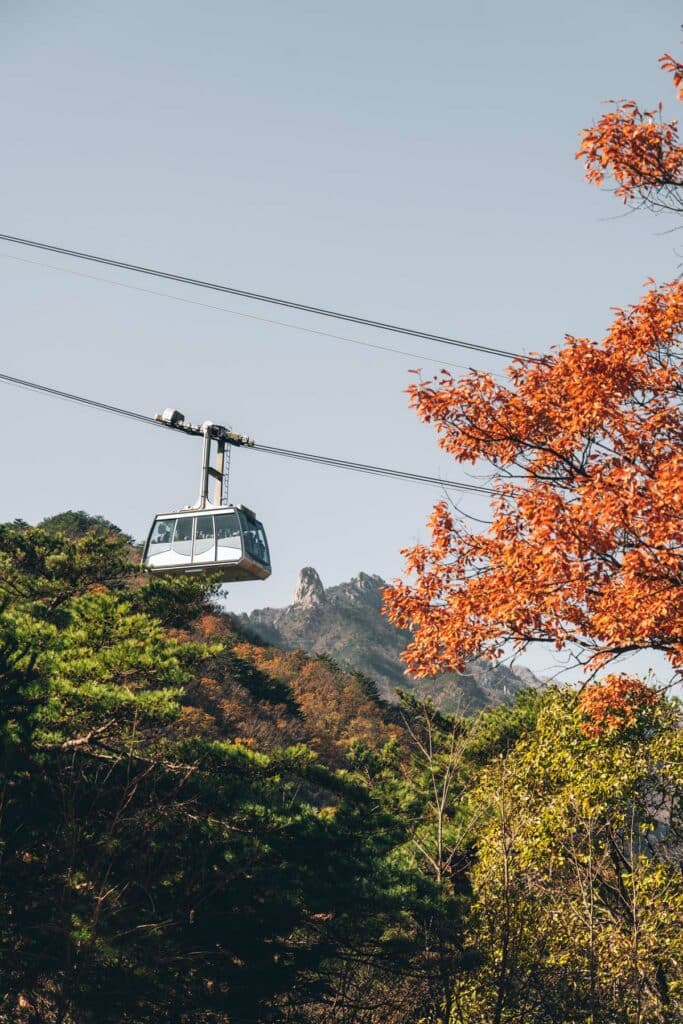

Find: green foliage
351;668;384;705
39;509;133;541
0;520;134;619
463;686;545;765
1;515;680;1023
0;520;433;1022
455;687;683;1024
0;605;47;765
129;572;218;627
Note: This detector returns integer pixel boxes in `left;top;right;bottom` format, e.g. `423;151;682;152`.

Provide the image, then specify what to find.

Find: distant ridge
241;567;540;713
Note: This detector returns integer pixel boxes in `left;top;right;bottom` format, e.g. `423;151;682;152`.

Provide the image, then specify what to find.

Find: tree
39;510;133;542
577;53;683;214
392;695;472;1023
453;687;683;1024
382;37;683;1024
384;47;683;688
0;521;428;1024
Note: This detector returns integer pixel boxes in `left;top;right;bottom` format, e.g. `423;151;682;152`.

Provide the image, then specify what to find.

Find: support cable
0;252;507;379
0;370;494;495
0;232;535;361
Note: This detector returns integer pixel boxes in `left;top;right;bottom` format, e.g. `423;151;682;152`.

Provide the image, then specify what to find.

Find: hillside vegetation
0;513;681;1023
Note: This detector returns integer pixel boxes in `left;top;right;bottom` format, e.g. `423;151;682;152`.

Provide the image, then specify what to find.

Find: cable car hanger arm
154;407;254;447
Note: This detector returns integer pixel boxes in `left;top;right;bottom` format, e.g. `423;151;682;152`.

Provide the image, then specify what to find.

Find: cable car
141;409;271;582
143;505;270;581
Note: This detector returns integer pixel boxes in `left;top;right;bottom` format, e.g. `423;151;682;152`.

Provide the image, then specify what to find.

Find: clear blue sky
1;1;680;681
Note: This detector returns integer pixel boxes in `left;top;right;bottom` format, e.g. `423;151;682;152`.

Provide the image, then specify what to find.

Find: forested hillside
242;567;539;710
0;513;681;1023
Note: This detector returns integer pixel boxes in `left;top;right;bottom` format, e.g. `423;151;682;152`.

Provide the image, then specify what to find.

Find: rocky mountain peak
336;571;386;608
242;566;542;712
293;567;326;608
353;571;385;592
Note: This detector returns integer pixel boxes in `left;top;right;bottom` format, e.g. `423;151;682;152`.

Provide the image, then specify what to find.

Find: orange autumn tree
579;673;660;738
385;49;683;695
577;53;683;213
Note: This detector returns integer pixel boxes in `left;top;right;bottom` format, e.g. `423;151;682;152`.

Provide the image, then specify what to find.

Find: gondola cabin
142;505;271;582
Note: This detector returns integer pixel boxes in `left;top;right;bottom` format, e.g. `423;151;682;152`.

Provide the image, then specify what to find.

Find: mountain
240;567;541;712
